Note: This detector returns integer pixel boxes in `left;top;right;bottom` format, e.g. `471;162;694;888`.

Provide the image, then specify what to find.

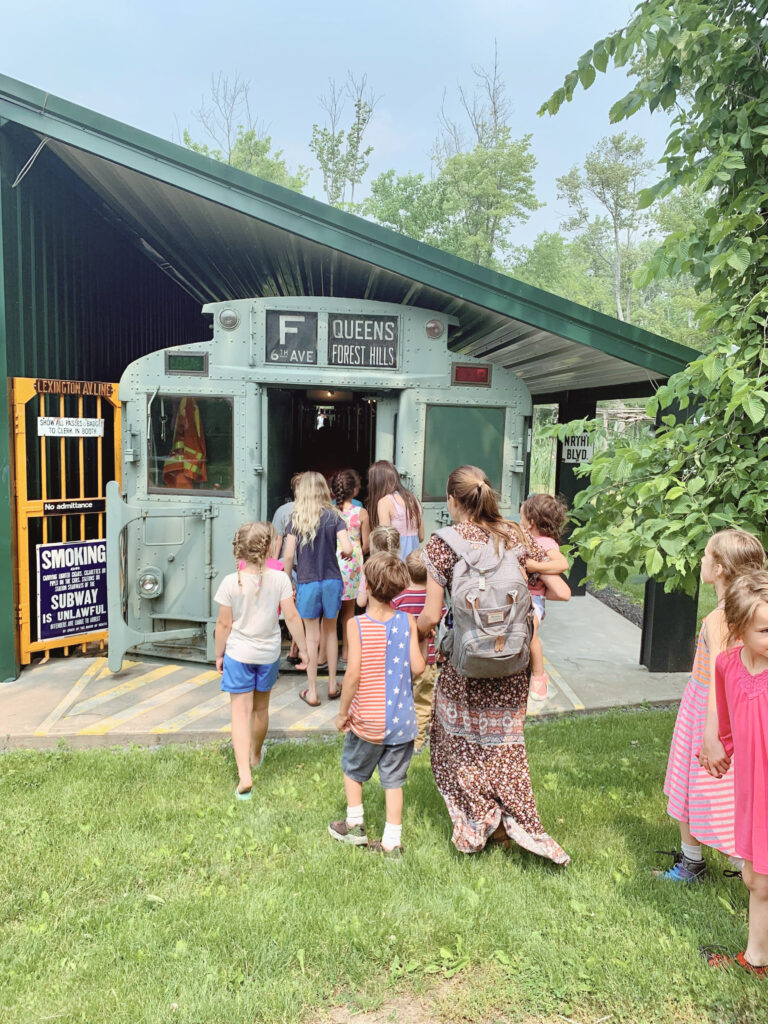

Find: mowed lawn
0;709;763;1024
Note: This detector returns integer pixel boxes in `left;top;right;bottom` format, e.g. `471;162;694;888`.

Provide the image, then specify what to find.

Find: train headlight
425;318;444;339
137;567;163;599
219;308;240;330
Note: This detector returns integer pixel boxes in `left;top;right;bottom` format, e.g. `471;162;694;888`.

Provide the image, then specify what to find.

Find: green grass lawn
0;711;762;1024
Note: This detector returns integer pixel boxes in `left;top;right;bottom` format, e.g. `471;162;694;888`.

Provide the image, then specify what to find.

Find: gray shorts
341;731;414;789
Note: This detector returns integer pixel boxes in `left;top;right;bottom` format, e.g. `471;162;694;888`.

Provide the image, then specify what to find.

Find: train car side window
148;395;234;495
422;405;505;501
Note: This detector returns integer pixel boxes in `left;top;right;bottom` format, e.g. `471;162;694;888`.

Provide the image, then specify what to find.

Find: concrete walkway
0;595;689;750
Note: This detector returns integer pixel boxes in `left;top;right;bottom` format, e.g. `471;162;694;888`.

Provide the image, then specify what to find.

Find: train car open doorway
266;388;378;515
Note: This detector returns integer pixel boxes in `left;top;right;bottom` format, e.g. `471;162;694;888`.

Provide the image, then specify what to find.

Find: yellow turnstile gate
12;377;121;664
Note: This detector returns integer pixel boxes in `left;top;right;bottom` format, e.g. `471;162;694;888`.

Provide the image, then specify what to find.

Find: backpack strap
435;525;472;558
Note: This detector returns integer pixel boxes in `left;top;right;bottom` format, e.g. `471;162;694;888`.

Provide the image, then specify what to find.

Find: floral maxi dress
337;504;363;600
425;522;570;864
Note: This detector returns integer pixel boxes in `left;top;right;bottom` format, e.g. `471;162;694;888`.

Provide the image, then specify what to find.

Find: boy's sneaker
652;848;708;882
328;820;367;846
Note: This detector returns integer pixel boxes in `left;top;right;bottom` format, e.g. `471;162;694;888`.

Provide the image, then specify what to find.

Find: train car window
422;405;505;501
148;395;234;495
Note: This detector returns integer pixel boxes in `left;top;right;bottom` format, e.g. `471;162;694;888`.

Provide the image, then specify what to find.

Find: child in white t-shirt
215;522;308;800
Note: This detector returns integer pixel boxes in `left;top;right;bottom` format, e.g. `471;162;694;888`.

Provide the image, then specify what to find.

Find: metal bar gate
12;377;121;665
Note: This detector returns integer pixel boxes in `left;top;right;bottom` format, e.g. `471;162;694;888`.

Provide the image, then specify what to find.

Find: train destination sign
328;314;399;368
36;539;108;641
265;311;318;364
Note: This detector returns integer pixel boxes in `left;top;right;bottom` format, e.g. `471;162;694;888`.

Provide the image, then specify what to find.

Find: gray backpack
437;526;533;678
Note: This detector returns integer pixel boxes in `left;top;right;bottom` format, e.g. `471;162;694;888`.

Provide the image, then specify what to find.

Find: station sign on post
561;433;594;465
265;311;318;364
36;540;108;641
328;314;398;368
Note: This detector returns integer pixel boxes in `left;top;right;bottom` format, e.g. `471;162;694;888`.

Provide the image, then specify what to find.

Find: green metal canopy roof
0;74;697;395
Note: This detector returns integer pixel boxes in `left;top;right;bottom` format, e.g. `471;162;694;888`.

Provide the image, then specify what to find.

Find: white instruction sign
562;433;593;464
38;417;105;438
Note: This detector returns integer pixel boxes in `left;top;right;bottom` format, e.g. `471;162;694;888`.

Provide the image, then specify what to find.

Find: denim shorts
341;731;414;789
531;594;546;623
296;578;343;619
220;653;281;694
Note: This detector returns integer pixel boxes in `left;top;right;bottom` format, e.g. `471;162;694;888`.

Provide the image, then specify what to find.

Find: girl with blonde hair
214;522;308;800
283;472;353;706
658;528;765;882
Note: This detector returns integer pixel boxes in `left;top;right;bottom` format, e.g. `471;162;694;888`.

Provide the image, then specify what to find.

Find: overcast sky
2;0;671;244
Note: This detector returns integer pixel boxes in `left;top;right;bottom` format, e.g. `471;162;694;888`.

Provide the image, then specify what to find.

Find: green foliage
309;75;376;210
183;129;309;192
365;131;539;270
539;0;768;591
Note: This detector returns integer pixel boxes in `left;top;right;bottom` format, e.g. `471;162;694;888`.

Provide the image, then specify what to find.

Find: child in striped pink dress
329;552;426;856
659;529;765;881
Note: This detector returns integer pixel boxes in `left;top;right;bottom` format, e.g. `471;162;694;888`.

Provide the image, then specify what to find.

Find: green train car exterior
106;297;532;670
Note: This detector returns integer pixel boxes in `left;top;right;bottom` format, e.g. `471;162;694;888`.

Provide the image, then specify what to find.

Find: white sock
346;804;364;828
381;821;402;851
681;841;703;863
729;855;745;871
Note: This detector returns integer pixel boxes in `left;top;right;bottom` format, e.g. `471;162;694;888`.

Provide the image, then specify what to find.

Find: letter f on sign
279;315;304;346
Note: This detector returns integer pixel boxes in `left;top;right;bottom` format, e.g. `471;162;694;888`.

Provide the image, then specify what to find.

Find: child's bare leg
249;690;270;767
529;617;548;700
743;862;768;966
230;692;254;792
381;787;404;851
340;600;354;660
303;618;321;703
343;774;363;809
323;614;339;694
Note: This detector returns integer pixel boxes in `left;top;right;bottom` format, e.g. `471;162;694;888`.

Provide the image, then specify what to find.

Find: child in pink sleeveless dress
704;569;768;976
367;460;423;559
659;530;765;882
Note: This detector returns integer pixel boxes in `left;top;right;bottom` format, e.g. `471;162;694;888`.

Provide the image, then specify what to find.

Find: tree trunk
613;221;625;320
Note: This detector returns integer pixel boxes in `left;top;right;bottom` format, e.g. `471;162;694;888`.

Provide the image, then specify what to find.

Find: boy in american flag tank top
329;552;426;855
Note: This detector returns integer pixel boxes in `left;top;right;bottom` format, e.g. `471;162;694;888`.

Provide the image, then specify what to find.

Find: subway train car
106;297;531;670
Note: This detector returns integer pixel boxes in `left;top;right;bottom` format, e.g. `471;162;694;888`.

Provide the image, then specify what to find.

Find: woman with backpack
416;465;570;864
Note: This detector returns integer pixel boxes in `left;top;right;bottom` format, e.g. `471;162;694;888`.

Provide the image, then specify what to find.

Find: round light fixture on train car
137;567;163;599
219;308;240;330
425;319;444;339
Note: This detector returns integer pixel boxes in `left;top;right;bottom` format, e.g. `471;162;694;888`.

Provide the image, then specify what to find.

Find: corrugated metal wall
1;125;208;381
0;125;210;678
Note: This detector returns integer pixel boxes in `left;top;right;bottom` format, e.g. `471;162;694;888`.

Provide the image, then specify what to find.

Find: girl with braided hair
331;469;370;665
215;522;308;800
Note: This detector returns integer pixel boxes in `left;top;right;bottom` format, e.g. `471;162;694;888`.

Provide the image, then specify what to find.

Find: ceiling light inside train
137;567;163;598
219;308;240;330
425;319;444;339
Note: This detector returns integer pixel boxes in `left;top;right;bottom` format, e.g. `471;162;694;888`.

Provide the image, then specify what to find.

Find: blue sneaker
652;849;708;882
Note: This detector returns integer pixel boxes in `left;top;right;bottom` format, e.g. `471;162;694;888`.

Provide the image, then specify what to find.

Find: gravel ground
586;582;643;627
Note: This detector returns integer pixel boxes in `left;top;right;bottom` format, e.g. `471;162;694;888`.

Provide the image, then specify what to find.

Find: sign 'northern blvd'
328;314;398;368
36;540;107;641
562;433;594;464
37;417;105;438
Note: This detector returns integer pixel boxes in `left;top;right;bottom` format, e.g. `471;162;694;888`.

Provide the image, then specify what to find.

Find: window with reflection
422;405;505;501
148;395;234;494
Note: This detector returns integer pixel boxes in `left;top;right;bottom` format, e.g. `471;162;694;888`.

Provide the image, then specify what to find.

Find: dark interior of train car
266;389;378;514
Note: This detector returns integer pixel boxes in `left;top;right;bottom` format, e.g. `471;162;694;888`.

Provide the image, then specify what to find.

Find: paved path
0;595;689;750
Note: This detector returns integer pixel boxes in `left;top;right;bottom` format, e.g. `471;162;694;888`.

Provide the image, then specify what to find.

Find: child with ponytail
215;522;308;800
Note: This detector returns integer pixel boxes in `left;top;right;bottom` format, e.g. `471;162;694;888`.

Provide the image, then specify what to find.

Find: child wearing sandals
659;529;764;882
704;568;768;977
215;522;308;800
329;552;426;856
